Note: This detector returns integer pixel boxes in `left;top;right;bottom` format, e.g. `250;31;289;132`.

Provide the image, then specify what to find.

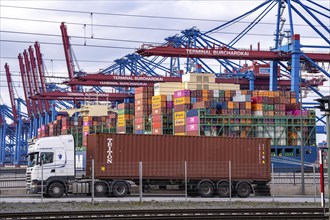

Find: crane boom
34;42;50;112
60;22;77;93
4;63;18;122
28;46;43;114
31;91;133;101
137;45;330;62
23;50;38;116
18;54;32;118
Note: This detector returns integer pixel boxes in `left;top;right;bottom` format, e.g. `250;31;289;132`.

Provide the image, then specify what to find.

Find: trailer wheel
94;182;108;197
217;181;230;197
198;181;214;197
236;182;251;198
112;181;128;197
48;182;64;198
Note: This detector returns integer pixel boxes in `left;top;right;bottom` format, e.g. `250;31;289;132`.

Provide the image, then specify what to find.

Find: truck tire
48;182;64;198
217;181;230;197
112;181;128;197
198;181;214;197
236;182;251;198
94;182;108;197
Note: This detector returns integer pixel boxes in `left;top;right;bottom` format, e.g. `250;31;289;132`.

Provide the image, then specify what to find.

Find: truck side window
40;152;54;164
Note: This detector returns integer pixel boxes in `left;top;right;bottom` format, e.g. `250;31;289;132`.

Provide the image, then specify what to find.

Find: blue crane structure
0;0;329;165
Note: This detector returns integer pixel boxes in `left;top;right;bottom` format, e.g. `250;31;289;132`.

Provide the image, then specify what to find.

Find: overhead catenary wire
0;4;327;28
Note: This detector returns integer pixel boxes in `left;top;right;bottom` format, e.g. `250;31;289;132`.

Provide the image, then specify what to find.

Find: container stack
117;101;134;134
186;109;199;136
173;90;191;135
61;116;71;135
151;95;174;135
105;113;117;133
82;116;93;148
134;87;153;134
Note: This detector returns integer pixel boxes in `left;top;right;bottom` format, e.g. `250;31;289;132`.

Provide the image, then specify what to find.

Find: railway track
1;208;328;219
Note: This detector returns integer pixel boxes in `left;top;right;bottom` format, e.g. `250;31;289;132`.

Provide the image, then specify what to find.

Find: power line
0;4;326;28
0;39;135;50
0;26;324;40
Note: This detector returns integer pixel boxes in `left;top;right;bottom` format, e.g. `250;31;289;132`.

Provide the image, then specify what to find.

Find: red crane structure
4;64;18;123
22;51;38;117
137;44;330;62
34;42;51;113
60;22;77;93
18;54;32;118
31;91;133;101
28;46;44;115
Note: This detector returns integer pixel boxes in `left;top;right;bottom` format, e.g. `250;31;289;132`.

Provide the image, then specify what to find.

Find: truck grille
26;171;31;183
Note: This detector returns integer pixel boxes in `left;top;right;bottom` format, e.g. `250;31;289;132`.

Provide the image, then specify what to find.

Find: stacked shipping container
134;87;153;134
117;101;134;134
151;95;174;135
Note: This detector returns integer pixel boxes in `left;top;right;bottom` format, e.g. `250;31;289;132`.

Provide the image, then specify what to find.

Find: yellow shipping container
118;114;131;120
152;101;167;109
117;121;126;127
174;111;186;120
174;132;186;136
290;98;297;103
174;97;190;105
83;116;92;122
174;119;185;126
152;95;167;102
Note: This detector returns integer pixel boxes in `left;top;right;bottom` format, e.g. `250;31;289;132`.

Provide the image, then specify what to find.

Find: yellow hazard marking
101;166;105;171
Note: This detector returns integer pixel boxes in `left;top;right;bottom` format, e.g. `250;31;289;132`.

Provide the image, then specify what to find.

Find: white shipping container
253;111;264;116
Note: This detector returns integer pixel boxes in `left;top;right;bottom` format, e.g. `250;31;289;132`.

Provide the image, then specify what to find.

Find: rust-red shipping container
86;133;271;182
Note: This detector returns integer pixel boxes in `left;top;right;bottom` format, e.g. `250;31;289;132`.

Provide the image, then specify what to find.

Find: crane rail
1;208;328;219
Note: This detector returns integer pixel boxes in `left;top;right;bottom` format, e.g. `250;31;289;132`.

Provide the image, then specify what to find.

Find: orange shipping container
252;103;263;111
246;102;252;109
228;101;234;109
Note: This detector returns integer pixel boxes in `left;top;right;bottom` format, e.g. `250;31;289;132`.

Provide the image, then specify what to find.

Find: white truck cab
26;135;75;197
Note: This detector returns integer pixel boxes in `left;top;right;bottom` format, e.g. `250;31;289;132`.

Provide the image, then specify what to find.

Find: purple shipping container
174;90;191;98
166;101;174;109
86;133;271;182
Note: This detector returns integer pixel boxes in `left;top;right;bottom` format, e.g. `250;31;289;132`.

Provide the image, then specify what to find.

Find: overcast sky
0;0;329;140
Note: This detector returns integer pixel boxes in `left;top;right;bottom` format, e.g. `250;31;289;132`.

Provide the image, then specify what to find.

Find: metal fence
0;161;328;200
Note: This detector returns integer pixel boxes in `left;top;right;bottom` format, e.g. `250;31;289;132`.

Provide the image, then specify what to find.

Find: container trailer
26;133;271;198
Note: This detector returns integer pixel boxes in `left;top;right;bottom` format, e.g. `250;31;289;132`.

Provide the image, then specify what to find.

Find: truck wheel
112;182;128;197
48;182;64;198
236;182;251;198
94;182;108;197
198;181;214;197
217;181;230;197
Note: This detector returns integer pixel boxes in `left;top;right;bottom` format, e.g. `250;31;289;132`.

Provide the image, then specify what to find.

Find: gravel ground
0;200;321;213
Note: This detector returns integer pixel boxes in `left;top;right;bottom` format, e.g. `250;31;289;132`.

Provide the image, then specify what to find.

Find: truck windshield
27;152;39;167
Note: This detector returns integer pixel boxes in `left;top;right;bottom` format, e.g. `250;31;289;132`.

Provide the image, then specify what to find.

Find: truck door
39;151;55;178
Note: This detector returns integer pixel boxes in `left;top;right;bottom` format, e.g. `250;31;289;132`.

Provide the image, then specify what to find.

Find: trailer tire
198;181;214;197
112;181;128;197
217;181;230;197
48;182;64;198
94;182;109;197
236;182;251;198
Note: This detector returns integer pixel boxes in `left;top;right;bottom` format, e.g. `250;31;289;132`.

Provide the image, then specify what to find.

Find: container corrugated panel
86;133;271;182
